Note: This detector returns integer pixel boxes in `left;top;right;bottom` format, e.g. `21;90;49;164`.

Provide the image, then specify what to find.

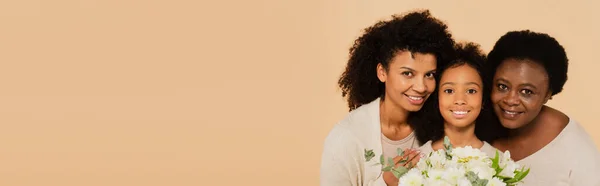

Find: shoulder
323;99;380;154
481;141;502;158
417;140;434;155
328;99;380;140
560;118;600;156
539;106;569;126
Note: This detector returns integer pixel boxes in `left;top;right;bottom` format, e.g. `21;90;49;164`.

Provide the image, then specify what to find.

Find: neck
441;122;482;148
379;97;410;128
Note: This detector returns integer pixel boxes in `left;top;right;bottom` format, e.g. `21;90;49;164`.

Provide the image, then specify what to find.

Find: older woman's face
490;59;552;129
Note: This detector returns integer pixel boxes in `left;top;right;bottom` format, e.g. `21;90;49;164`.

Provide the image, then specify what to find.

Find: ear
376;63;387;83
543;91;553;104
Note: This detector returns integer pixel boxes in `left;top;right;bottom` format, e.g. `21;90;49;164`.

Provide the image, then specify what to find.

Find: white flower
427;169;445;180
486;177;507;186
452;146;488;160
416;154;430;171
428;150;447;169
470;166;496;181
498;151;518;178
398;169;424;186
441;167;466;185
423;177;452;186
457;177;472;186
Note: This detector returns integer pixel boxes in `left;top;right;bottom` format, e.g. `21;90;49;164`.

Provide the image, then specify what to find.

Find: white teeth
504;110;518;115
452;111;468;115
408;96;423;100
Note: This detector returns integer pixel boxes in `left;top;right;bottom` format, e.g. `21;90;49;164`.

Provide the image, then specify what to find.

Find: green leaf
491;150;500;170
379;155;384;165
443;136;453;150
388;157;394;166
466;171;488;186
382;165;392;172
476;179;489;186
391;166;409;179
364;149;375;161
397;148;404;157
506;167;530;183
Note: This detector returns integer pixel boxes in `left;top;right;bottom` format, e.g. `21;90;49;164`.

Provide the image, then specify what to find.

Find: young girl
320;10;456;186
418;42;503;157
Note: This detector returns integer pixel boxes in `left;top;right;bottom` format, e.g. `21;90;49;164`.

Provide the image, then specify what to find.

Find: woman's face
377;51;437;112
438;64;483;128
490;59;552;129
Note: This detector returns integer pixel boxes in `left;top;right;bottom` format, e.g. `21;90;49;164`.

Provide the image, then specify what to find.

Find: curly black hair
487;30;569;96
416;42;506;143
337;10;456;111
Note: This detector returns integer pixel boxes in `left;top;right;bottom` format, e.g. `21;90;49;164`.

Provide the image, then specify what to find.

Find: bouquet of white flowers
374;137;530;186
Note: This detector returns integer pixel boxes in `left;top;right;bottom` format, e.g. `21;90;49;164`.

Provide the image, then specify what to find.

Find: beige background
0;0;598;185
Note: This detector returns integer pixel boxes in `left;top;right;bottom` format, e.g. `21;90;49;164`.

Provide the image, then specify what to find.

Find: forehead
440;64;482;83
494;59;549;85
389;51;437;69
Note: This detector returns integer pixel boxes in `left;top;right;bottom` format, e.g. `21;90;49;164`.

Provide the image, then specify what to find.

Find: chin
405;105;424;112
499;120;524;129
446;122;472;129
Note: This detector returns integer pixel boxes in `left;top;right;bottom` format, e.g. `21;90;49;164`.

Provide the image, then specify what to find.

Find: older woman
488;30;600;185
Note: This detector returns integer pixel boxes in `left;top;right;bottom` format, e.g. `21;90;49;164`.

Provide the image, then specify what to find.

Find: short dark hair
416;42;505;143
337;10;455;111
487;30;569;95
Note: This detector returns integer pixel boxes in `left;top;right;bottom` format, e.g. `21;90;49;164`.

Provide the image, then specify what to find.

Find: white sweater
514;119;600;186
320;98;418;186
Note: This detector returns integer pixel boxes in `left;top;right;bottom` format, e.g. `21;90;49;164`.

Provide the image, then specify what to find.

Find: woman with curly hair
417;42;504;157
320;10;455;186
488;30;600;185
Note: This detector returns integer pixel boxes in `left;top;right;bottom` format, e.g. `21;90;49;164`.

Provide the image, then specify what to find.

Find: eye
401;71;414;77
467;89;478;94
520;89;534;95
497;84;508;91
425;72;436;79
443;89;454;94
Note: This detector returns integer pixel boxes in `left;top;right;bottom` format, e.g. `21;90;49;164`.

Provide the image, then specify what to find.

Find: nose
502;91;520;106
454;93;466;105
412;77;427;93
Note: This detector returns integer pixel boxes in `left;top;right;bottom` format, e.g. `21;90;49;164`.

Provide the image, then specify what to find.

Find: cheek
426;79;436;92
521;97;544;112
490;91;503;104
388;75;410;91
438;94;450;107
471;94;483;108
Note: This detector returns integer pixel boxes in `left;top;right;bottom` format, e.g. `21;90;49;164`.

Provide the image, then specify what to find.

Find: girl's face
490;59;552;129
377;51;437;112
438;64;483;128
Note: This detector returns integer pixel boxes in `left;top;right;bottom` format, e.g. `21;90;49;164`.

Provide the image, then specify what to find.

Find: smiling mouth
500;108;524;119
405;94;424;101
451;110;470;115
501;108;523;114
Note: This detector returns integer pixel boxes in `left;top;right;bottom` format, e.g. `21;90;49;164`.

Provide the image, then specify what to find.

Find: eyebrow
496;78;537;89
399;66;436;72
440;82;481;88
399;67;414;71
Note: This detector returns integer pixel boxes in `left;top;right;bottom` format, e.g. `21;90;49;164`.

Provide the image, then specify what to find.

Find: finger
394;149;416;164
407;154;421;168
401;151;421;167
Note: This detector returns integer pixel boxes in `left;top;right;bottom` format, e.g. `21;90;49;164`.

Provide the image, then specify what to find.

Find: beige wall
0;0;598;185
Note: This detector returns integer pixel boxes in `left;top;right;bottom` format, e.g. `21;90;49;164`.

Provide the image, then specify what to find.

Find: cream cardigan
514;119;600;186
320;98;416;186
